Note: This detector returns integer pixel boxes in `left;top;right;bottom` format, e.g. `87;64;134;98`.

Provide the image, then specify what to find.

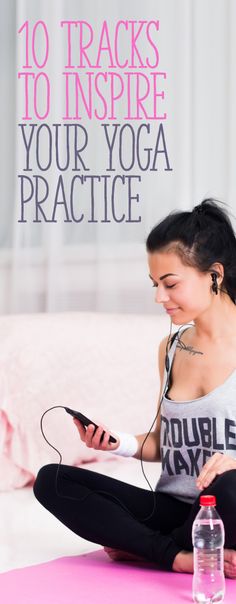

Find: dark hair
146;198;236;304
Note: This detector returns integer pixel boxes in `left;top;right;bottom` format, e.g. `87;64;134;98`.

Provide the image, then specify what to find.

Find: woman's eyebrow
149;273;178;281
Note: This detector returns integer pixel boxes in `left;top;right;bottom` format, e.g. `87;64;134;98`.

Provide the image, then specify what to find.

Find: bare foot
104;545;236;578
224;549;236;579
172;550;194;573
173;548;236;579
103;546;147;563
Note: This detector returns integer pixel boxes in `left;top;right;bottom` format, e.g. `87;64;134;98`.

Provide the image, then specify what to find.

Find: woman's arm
133;335;168;463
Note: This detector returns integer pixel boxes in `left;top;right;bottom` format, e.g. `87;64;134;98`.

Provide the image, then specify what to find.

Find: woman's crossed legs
33;464;236;576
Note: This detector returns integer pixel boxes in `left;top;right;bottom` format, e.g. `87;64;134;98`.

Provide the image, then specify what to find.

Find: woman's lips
165;307;179;314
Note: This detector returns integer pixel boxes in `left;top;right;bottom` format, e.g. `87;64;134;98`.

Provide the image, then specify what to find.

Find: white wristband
112;431;138;457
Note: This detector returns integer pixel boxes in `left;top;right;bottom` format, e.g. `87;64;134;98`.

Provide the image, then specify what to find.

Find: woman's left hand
196;452;236;490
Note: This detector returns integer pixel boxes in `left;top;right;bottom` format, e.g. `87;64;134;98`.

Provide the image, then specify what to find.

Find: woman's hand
73;418;120;452
196;452;236;490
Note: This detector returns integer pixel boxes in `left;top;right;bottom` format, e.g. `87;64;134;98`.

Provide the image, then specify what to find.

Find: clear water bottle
192;495;225;604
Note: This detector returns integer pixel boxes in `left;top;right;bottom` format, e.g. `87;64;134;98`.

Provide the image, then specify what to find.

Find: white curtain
0;0;236;314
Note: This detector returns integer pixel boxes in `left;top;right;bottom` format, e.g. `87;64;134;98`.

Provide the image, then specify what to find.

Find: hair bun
193;204;204;215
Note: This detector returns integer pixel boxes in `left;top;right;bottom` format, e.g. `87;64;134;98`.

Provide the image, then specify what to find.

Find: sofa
0;311;170;572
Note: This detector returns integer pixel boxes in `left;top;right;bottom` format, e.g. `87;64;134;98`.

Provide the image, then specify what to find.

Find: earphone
210;271;230;297
211;272;219;295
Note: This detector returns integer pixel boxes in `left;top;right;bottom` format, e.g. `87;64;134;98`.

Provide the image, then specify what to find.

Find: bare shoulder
153;335;170;438
158;334;169;355
158;331;180;372
158;334;172;365
158;335;169;376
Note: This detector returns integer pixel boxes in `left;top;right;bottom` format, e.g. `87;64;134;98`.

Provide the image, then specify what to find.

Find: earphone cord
39;319;182;524
40;404;160;523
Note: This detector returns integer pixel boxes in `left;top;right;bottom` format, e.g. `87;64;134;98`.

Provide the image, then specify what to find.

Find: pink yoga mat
1;549;235;604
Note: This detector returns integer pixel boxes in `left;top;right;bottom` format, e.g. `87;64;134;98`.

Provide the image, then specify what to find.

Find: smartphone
65;407;117;444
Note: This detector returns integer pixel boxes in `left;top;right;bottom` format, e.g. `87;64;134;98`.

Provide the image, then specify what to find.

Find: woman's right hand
73;418;120;452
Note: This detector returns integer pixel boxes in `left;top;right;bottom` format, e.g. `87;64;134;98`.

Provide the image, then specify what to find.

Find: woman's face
148;250;213;325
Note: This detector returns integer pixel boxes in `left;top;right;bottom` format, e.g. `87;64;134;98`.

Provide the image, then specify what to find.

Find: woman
33;198;236;578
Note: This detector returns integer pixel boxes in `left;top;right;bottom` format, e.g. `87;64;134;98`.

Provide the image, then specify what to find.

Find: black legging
33;464;236;571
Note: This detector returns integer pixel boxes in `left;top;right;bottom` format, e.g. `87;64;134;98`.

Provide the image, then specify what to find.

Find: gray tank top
155;326;236;504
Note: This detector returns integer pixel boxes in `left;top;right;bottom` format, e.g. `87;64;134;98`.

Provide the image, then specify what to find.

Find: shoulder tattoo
176;336;203;357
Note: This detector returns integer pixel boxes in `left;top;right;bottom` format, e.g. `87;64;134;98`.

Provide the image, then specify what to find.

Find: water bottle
192;495;225;604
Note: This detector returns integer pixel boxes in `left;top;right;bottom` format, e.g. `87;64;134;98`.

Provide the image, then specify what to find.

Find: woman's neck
194;295;236;342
